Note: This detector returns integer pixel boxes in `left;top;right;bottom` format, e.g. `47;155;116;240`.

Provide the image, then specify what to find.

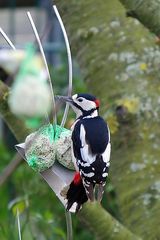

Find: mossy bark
119;0;160;36
55;1;160;239
79;202;141;240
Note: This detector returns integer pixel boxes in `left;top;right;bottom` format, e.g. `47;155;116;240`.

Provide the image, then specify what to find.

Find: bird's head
56;93;100;118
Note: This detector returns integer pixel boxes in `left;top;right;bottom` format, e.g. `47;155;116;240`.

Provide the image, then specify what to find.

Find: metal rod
0;27;16;50
53;6;73;240
27;12;57;126
65;209;73;240
53;5;73;127
17;209;22;240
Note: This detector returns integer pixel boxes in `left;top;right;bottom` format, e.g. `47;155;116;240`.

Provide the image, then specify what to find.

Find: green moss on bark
79;202;141;240
119;0;160;36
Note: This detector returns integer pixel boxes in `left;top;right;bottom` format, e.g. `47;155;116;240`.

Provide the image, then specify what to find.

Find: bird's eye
77;98;83;102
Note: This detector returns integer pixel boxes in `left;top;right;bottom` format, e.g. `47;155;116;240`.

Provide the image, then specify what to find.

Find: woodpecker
57;93;111;212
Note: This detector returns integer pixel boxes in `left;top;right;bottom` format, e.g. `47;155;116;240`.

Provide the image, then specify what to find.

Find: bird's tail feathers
96;183;105;202
61;172;88;213
60;172;106;212
83;181;95;201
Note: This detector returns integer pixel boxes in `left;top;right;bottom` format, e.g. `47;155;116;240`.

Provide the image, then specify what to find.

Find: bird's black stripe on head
72;101;84;112
72;101;97;118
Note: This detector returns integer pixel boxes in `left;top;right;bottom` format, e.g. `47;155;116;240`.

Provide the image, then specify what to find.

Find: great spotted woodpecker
57;93;111;212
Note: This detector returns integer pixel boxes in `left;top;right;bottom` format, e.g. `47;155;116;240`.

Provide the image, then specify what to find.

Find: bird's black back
72;116;109;159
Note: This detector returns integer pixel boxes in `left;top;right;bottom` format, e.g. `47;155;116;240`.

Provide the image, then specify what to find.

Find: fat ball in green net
55;127;75;170
25;124;56;172
25;124;75;172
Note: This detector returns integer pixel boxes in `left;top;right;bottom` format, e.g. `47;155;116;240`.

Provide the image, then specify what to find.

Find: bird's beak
56;95;73;104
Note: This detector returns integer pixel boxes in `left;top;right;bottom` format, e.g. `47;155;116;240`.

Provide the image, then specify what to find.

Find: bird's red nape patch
94;99;100;108
73;172;81;185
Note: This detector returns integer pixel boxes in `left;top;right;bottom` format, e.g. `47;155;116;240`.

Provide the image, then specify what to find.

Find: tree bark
0;153;22;186
119;0;160;36
79;202;141;240
55;1;160;239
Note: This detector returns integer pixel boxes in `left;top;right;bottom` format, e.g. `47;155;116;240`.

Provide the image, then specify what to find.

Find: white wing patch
80;124;96;164
80;170;95;178
77;160;90;167
102;142;111;164
79;124;86;147
71;141;79;171
102;172;108;177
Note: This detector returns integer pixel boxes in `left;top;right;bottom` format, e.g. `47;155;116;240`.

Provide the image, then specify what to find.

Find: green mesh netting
15;44;40;81
25;124;74;172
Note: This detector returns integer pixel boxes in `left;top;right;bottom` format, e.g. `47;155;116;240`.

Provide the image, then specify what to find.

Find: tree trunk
119;0;160;36
79;202;141;240
55;1;160;239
